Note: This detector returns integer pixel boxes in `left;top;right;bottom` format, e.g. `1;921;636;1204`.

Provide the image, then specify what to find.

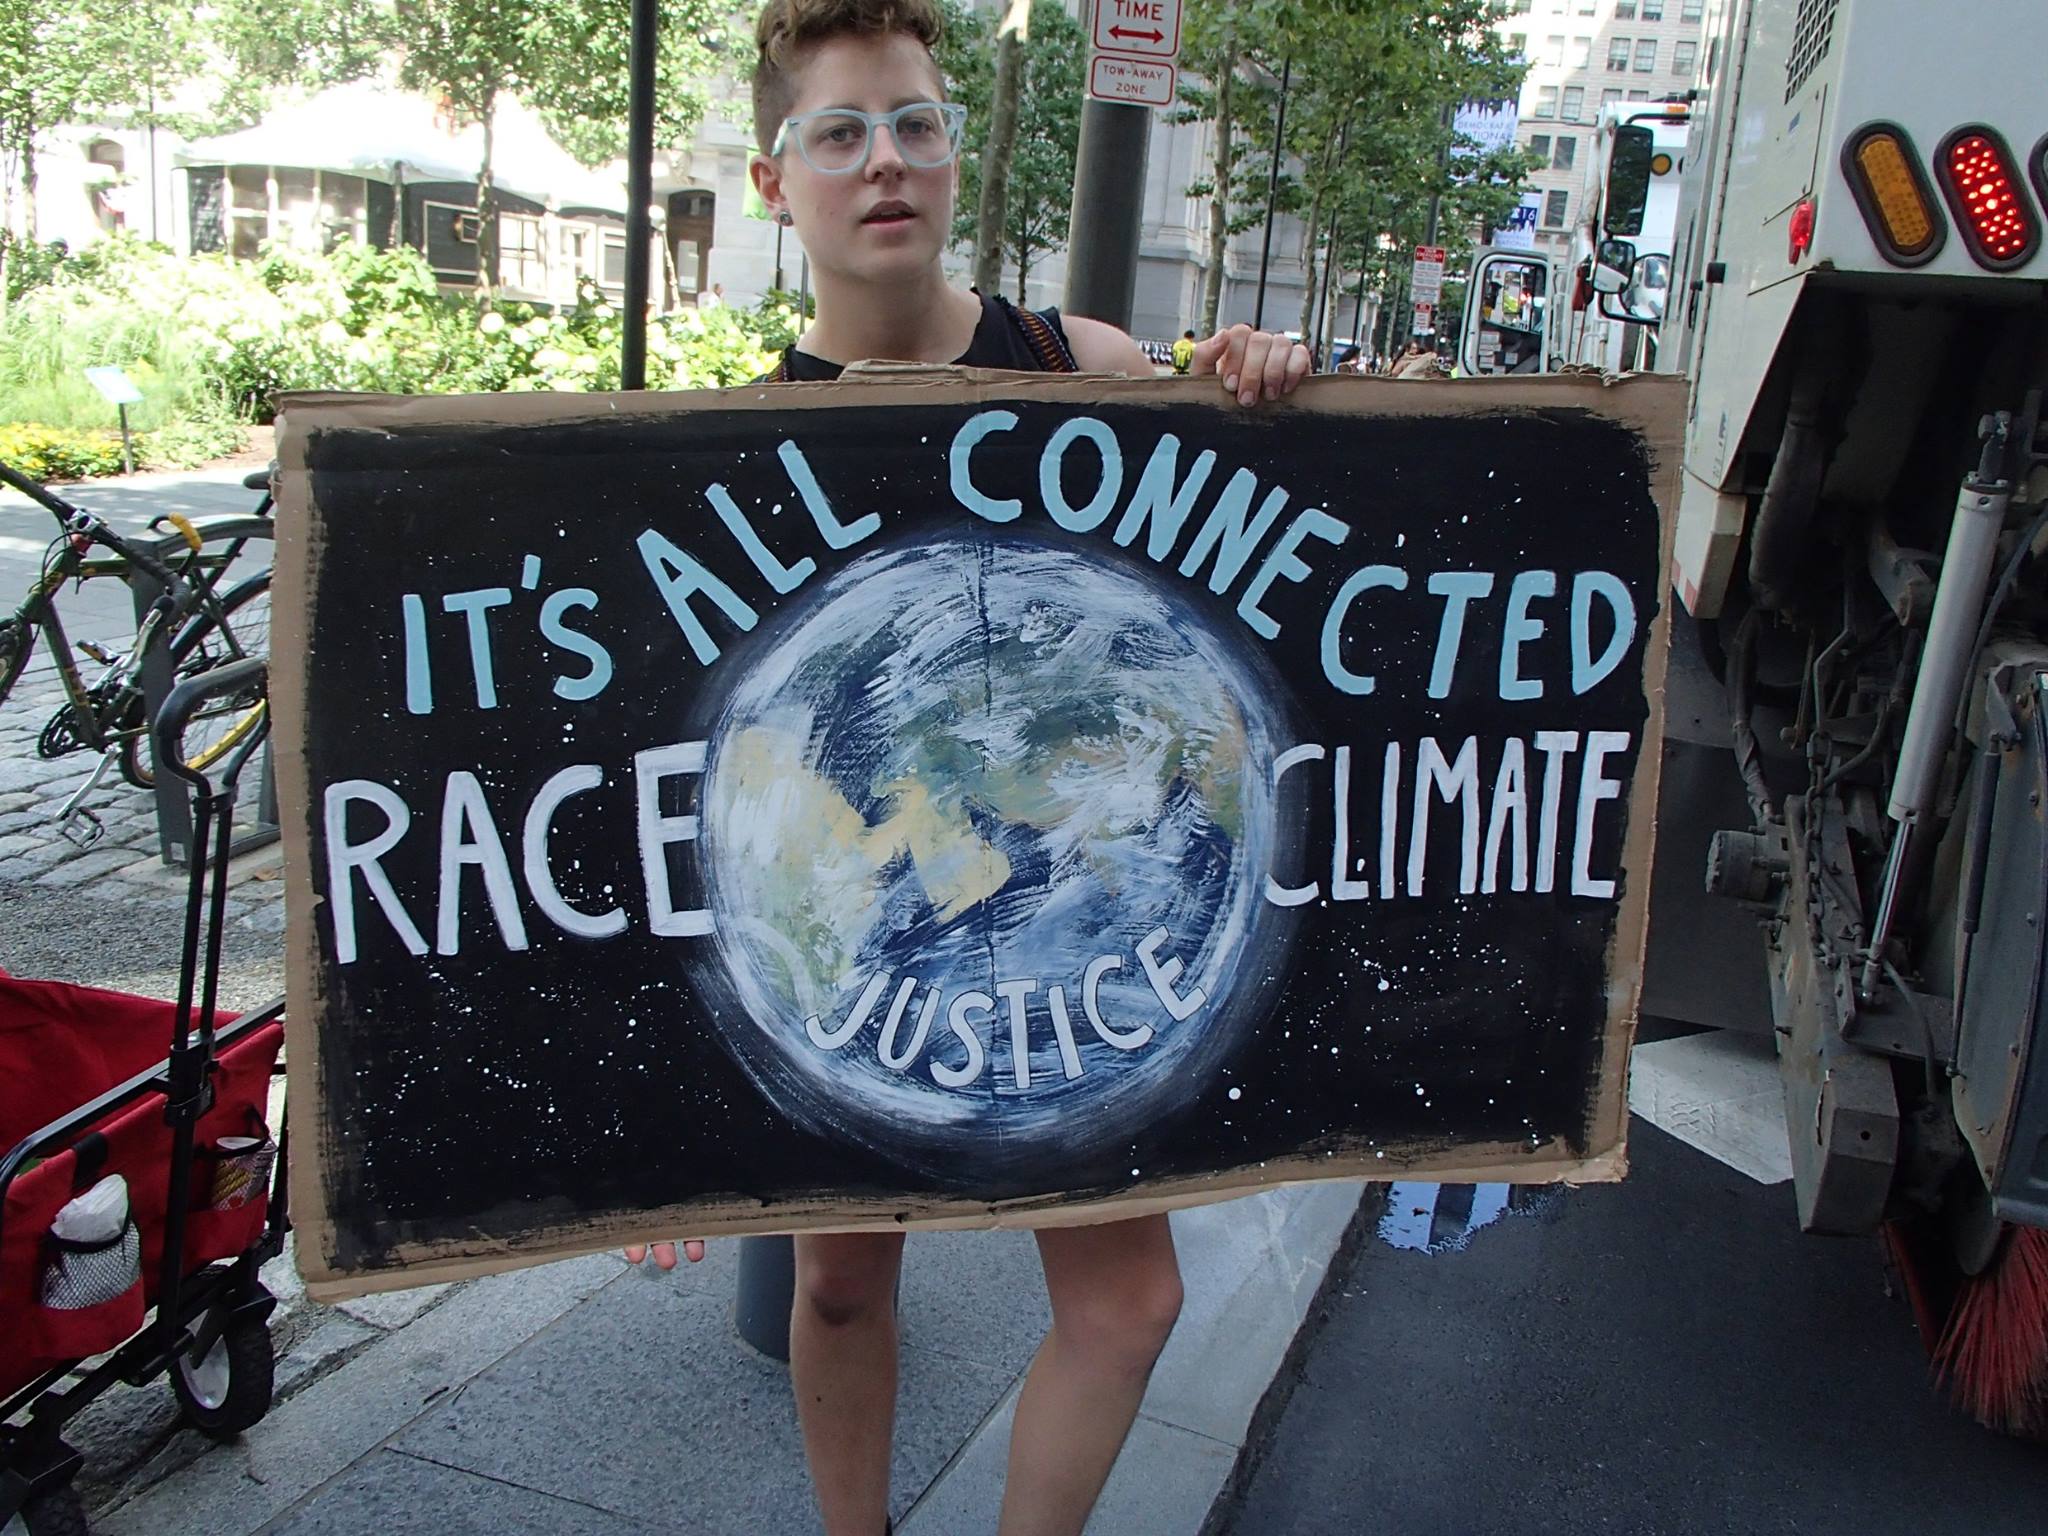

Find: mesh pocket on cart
41;1221;142;1310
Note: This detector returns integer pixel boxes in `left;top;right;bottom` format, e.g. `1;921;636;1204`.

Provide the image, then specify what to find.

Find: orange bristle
1932;1225;2048;1439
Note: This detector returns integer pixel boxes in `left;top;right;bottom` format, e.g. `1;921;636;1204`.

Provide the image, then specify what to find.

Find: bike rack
128;538;278;870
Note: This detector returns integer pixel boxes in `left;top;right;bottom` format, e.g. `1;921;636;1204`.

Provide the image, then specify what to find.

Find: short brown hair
751;0;947;152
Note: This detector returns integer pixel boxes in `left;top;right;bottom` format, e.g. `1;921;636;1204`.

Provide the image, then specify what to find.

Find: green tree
0;0;192;268
1173;0;1530;347
389;0;732;300
944;0;1082;304
1177;0;1292;333
203;0;395;133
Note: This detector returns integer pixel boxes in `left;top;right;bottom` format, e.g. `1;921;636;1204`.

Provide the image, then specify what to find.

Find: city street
6;468;2047;1535
1217;1030;2048;1535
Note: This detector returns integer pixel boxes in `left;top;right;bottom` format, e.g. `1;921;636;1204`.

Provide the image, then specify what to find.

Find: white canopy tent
178;80;626;213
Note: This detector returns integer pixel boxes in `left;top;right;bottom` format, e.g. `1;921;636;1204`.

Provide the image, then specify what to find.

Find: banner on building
1452;98;1521;161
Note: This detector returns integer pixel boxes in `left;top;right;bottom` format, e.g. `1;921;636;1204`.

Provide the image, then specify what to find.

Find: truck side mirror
1592;238;1636;294
1601;251;1671;327
1604;125;1654;237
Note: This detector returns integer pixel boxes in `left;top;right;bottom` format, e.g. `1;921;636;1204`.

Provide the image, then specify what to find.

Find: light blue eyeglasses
773;101;969;174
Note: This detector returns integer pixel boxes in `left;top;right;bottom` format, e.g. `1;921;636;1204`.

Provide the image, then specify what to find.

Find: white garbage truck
1613;0;2048;1435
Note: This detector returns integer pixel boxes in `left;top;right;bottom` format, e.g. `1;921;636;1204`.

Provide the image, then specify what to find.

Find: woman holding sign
625;3;1310;1533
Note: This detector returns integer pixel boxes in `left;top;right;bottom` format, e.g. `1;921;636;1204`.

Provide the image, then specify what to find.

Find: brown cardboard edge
303;1137;1627;1302
273;370;1682;1295
271;418;340;1285
273;369;1685;434
1581;374;1683;1173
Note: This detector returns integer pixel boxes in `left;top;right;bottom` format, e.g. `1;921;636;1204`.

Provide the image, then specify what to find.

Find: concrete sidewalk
71;1184;1360;1535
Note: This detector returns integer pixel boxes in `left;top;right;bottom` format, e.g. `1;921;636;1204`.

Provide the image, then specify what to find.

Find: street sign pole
1064;99;1153;328
1067;0;1181;329
620;0;657;390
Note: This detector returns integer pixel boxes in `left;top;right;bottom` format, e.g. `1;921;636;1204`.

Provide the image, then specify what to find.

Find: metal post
1251;57;1292;331
117;403;134;475
1352;232;1369;347
1422;103;1454;249
620;0;658;390
735;1235;796;1361
1063;100;1153;327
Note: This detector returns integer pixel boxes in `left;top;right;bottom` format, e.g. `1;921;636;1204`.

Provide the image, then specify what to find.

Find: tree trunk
1295;131;1340;340
1200;40;1236;334
475;91;499;307
21;123;38;247
974;13;1026;294
1016;246;1031;306
1295;193;1323;341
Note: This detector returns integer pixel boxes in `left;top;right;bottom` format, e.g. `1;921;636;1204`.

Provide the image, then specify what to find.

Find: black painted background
293;395;1661;1272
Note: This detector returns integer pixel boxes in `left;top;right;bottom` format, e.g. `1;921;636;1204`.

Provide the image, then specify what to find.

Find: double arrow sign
1088;0;1183;108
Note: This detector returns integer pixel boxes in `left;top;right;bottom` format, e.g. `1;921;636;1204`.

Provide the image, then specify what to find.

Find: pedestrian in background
624;3;1311;1535
1171;328;1196;374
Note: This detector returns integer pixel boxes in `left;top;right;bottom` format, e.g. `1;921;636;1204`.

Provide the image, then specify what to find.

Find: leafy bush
1;234;73;304
0;422;128;481
142;418;250;470
0;235;797;477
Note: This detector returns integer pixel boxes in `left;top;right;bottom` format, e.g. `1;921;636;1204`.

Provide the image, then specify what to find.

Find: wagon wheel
170;1314;275;1440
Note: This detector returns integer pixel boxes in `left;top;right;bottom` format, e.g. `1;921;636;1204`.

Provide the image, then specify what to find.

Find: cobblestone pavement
1;451;285;1007
0;664;287;1007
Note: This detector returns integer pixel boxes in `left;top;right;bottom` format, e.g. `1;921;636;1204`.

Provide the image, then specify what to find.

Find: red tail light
1788;197;1817;262
1935;126;2039;271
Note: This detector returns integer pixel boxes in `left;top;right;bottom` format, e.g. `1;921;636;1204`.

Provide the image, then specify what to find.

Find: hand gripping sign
273;371;1680;1298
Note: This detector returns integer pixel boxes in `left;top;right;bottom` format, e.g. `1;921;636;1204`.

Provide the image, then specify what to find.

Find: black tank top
772;292;1077;381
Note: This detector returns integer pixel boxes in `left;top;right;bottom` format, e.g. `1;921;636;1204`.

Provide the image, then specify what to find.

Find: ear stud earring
777;211;794;226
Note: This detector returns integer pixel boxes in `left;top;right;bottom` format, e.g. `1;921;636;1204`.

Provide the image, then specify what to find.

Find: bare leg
791;1231;906;1536
998;1216;1184;1536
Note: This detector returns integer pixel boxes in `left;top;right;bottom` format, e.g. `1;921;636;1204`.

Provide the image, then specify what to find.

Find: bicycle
0;461;275;845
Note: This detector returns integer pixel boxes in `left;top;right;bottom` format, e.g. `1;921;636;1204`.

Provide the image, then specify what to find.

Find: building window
1573;35;1592;65
1627;88;1650;100
560;223;594;283
1528;133;1551;159
1673;38;1698;75
1641;0;1663;16
1607;37;1632;70
1534;84;1559;117
1544;34;1564;64
1634;37;1658;70
1544;189;1570;227
1562;85;1585;118
1614;0;1635;14
1681;0;1702;16
1553;135;1577;170
500;212;547;296
1508;32;1527;55
1601;87;1622;109
1510;0;1532;12
600;231;628;288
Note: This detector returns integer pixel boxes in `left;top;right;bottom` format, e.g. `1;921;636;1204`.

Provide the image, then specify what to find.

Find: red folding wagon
1;659;286;1535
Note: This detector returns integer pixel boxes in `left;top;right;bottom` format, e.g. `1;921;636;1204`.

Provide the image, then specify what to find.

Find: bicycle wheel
120;571;272;790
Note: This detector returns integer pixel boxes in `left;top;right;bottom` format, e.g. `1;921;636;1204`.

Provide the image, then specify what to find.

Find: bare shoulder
1060;315;1157;379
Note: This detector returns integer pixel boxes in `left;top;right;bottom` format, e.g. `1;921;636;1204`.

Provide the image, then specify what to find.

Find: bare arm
1063;315;1310;406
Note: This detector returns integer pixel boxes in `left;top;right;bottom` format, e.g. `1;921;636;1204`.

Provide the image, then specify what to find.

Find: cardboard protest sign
274;372;1681;1298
